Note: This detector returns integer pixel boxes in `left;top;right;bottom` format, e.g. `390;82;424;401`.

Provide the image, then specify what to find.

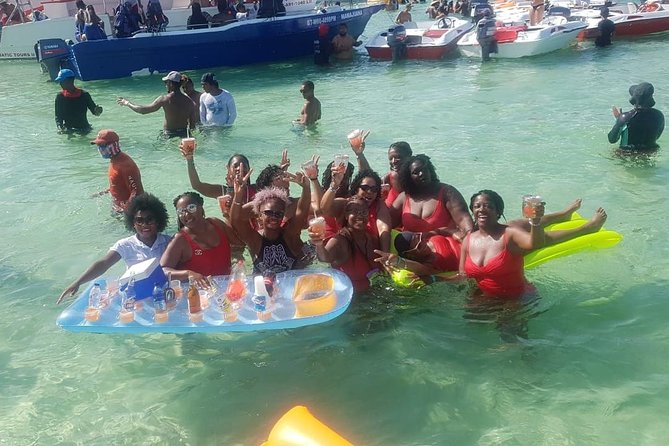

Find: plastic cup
217;195;232;214
171;280;183;299
309;216;326;237
522;195;543;219
119;309;134;323
380;183;391;199
347;129;364;150
84;307;100;322
189;311;203;323
154;310;168;324
181;137;196;155
224;309;238;323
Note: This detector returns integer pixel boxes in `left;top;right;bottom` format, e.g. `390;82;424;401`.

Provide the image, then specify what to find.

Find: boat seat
495;25;527;43
423;29;448;38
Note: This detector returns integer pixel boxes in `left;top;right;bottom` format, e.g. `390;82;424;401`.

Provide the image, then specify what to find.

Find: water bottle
119;288;135;323
153;282;167;312
164;274;176;311
89;282;102;309
252;275;272;321
85;282;102;322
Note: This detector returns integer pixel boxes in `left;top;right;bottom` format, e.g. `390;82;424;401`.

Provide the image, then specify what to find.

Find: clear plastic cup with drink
181;137;197;155
308;216;326;238
522;195;544;220
347;129;369;151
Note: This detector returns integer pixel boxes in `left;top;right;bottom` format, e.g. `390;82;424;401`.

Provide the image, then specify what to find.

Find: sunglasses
176;203;198;217
134;216;156;225
262;209;285;219
359;184;380;193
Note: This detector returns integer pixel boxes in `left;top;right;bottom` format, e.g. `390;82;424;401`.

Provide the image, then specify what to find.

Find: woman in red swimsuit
382;141;412;208
321;168;391;252
161;192;235;288
309;198;379;293
391;153;473;241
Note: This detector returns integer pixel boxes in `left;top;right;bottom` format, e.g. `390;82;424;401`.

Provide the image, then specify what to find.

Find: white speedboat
457;16;586;58
0;0;315;60
365;17;474;61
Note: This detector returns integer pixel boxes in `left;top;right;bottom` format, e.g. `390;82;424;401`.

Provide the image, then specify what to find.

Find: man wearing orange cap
91;129;144;213
117;70;197;138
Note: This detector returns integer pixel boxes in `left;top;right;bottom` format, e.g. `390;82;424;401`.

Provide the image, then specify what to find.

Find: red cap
90;129;120;145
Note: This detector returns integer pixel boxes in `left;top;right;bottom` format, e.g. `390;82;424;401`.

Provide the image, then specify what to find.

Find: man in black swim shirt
608;82;665;151
54;68;103;134
595;7;615;47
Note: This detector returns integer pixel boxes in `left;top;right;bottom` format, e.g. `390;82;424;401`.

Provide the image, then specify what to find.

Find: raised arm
57;250;122;304
230;167;262;253
508;204;545;254
284;171;311;238
302;155;323;216
320;163;347;217
310;231;351;267
349;133;371;172
117;95;164;114
180;145;224;198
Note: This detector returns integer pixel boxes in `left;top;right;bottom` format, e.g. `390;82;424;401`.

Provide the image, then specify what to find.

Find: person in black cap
199;72;236;126
609;82;665;151
595;7;615;47
476;8;497;62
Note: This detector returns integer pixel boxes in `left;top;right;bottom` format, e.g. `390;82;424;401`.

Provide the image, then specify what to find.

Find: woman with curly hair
320;168;391;252
230;165;311;275
161;191;235;288
57;193;171;303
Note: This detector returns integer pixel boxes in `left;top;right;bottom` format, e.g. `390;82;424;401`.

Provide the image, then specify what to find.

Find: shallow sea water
1;10;669;445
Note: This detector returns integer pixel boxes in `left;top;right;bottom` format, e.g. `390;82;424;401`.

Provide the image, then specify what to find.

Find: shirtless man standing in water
296;80;321;127
117;71;198;138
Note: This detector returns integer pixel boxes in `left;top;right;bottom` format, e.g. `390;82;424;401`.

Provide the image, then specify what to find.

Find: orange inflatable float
262;406;353;446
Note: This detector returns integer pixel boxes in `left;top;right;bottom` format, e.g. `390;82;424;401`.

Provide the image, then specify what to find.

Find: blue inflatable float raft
57;269;353;334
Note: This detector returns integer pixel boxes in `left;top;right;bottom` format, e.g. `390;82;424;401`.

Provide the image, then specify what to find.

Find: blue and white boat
37;3;385;81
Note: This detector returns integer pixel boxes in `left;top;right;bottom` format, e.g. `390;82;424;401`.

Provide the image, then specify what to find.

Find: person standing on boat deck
595;7;615;48
609;82;665;152
199;72;237;126
331;23;362;60
54;69;103;134
91;129;144;214
476;9;497;62
529;0;544;26
117;71;198;138
294;80;321;127
395;3;412;24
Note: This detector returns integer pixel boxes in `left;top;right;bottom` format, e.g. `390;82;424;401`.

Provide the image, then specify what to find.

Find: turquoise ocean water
1;10;669;444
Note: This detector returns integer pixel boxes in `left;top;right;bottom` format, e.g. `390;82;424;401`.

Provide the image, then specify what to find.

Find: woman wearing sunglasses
320;168;391;252
161;191;235;288
57;193;171;304
309;198;380;293
231;166;311;275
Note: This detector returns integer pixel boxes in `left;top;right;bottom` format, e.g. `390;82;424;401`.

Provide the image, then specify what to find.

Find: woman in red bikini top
460;190;545;299
392;154;473;240
382;141;413;208
321;167;392;252
310;198;380;293
161;192;233;289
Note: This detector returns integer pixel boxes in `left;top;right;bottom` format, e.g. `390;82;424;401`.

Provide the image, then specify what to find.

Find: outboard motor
37;39;76;81
387;25;407;61
472;2;494;23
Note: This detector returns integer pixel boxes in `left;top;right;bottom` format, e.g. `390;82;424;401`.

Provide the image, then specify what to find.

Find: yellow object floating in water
389;213;623;287
262;405;353;446
292;274;337;317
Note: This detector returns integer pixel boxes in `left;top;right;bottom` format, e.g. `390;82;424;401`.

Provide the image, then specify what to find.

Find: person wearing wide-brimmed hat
117;70;198;138
595;6;615;47
609;82;665;151
54;68;103;134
